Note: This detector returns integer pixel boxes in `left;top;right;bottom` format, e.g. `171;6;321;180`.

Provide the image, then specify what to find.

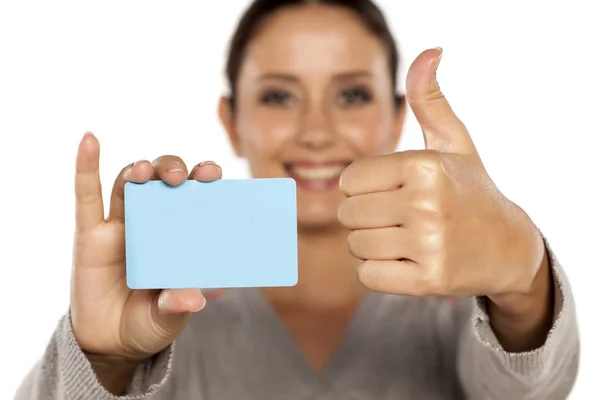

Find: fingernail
433;47;443;71
158;290;171;309
200;160;216;166
83;131;94;138
123;164;133;180
123;161;137;180
166;161;184;173
192;296;207;312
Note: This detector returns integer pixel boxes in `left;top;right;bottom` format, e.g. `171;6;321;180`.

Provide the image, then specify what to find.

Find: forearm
456;236;579;399
487;248;554;352
14;314;173;400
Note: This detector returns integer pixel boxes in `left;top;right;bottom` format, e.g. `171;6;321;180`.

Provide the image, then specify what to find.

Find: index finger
75;132;104;232
106;160;154;222
339;151;439;197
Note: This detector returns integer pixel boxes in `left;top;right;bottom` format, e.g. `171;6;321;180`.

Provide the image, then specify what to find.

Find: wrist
488;243;551;317
85;352;143;395
486;248;554;351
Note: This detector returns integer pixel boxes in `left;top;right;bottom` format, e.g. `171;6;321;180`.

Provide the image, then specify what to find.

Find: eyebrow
257;70;373;83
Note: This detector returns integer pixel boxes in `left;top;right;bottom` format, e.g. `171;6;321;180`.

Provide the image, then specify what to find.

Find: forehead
240;5;389;80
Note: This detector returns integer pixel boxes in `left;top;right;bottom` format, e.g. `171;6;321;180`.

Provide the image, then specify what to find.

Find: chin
297;215;342;233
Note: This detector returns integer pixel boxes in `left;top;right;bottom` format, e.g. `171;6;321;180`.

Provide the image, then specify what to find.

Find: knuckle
404;184;450;223
429;200;453;224
75;191;100;205
420;196;442;215
420;230;445;254
423;270;447;295
424;87;445;103
423;256;451;294
412;150;444;176
405;188;442;215
418;213;448;239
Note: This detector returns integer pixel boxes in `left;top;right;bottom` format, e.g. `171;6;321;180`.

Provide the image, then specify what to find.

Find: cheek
336;109;396;156
236;108;297;165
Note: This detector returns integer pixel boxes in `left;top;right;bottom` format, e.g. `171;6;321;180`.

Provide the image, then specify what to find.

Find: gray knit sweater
15;239;579;399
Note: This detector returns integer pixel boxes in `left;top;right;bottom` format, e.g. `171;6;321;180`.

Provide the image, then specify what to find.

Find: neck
261;225;365;310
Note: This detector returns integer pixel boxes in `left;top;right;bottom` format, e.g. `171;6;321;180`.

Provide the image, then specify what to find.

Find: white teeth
290;165;345;180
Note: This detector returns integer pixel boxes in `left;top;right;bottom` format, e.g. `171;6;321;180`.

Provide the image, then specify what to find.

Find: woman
16;0;579;399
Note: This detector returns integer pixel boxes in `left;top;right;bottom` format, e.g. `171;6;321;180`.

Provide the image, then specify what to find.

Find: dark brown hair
225;0;402;111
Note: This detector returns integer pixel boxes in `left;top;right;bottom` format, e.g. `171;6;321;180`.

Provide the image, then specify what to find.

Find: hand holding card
70;133;296;391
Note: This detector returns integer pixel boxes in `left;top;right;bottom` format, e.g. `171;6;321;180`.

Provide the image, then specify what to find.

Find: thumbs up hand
337;48;547;303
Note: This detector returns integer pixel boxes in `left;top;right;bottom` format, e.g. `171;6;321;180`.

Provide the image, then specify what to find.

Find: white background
0;1;598;398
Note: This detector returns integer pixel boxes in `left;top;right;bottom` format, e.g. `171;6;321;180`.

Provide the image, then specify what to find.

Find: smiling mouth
284;161;351;191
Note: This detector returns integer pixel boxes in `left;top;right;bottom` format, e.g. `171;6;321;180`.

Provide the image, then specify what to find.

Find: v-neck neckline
241;287;380;390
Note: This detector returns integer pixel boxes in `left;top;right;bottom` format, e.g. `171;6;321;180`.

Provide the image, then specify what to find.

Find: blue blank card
124;178;298;289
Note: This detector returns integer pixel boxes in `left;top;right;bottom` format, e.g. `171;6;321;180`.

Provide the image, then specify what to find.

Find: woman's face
220;5;405;230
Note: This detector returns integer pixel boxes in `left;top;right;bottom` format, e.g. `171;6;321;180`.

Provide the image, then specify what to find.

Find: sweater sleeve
13;313;174;400
455;236;580;400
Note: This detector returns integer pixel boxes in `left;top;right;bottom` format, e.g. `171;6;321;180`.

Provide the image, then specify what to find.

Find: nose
296;101;335;150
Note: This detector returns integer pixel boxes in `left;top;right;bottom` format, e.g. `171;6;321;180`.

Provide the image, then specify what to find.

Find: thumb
406;48;477;156
153;288;206;335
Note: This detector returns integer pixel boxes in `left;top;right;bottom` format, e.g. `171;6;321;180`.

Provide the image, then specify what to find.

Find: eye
259;89;295;107
338;86;373;106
